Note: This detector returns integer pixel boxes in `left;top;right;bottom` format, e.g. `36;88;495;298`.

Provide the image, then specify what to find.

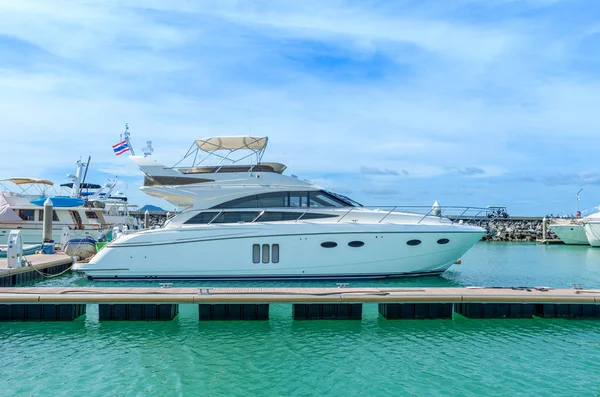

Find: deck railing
173;205;492;226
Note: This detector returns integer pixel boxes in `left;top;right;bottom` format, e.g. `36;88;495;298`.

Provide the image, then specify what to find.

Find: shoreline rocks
460;219;558;242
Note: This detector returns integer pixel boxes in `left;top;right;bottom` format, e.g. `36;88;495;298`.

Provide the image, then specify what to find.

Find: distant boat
550;211;600;245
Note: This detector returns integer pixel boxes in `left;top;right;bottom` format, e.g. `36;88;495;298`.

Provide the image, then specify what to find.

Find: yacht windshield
325;190;363;207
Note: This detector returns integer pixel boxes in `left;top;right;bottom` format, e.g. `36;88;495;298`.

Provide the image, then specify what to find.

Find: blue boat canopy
30;197;85;207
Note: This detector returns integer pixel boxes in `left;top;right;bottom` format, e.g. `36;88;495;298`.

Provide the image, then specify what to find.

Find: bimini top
194;136;267;152
0;178;54;186
171;136;279;173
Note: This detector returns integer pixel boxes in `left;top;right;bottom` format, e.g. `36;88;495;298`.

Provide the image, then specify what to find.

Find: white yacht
74;136;486;280
0;178;109;244
583;213;600;247
550;211;600;245
0;161;131;244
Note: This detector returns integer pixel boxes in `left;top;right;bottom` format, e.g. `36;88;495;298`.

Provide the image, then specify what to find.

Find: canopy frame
171;136;269;171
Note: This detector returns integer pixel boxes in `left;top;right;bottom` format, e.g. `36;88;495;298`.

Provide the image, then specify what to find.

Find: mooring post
542;216;547;241
42;197;54;243
144;210;150;229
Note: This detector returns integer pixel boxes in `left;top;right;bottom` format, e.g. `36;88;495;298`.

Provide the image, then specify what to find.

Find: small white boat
64;238;97;259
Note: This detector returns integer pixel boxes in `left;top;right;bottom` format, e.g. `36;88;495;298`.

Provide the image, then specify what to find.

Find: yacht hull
584;223;600;247
74;223;484;280
550;224;589;245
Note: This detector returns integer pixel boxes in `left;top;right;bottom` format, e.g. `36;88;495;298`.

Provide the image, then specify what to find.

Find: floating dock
0;286;598;321
0;254;73;287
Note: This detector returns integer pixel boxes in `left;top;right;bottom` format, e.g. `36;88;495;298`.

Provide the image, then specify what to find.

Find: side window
85;211;99;219
289;192;308;208
252;244;280;263
18;209;35;221
185;212;221;224
262;244;270;263
52;210;60;222
272;244;280;263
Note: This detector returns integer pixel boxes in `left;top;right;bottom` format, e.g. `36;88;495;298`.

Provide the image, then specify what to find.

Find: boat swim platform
0;254;73;287
0;286;599;321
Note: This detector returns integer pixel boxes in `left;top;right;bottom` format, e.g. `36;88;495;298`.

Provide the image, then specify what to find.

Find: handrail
207;210;224;225
180;205;492;225
336;207;355;223
378;206;397;224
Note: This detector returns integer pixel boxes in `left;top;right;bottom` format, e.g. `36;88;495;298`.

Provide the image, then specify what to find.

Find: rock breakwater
459;218;557;242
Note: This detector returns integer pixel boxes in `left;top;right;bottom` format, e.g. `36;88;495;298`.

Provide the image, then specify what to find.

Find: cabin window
185;212;221;224
212;190;351;209
321;241;337;248
348;241;365;248
437;238;450;245
407;239;422;246
52;210;60;222
18;209;35;221
272;244;280;263
262;244;270;263
85;211;99;219
212;211;260;224
257;212;338;222
252;244;260;263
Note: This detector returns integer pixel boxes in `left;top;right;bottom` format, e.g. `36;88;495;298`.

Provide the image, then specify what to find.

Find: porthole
437;238;450;245
406;239;421;246
348;241;364;248
321;241;337;248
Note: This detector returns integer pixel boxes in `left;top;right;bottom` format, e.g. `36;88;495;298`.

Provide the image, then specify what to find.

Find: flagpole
123;123;136;155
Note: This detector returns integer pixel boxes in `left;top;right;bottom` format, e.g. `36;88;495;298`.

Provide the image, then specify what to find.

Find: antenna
123;123;136;155
577;188;583;215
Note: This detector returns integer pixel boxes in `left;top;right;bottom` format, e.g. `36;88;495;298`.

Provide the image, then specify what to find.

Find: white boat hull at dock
73;222;484;280
584;222;600;247
549;224;589;245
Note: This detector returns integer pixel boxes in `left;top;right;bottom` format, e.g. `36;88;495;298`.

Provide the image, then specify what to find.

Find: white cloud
1;0;599;214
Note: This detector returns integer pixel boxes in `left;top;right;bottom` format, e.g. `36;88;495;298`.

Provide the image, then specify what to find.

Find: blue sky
1;0;599;215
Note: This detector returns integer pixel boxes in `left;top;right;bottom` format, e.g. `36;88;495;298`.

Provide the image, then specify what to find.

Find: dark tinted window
252;244;260;263
212;212;260;223
185;212;221;224
437;238;450;245
18;209;35;221
52;210;60;222
321;241;337;248
272;244;280;263
407;239;422;246
348;241;365;247
213;190;350;209
85;211;99;219
257;212;337;222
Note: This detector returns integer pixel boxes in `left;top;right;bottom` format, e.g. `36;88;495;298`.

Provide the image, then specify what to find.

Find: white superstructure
74;136;485;280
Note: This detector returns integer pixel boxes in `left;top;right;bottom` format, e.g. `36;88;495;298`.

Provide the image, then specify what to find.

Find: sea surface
2;242;600;396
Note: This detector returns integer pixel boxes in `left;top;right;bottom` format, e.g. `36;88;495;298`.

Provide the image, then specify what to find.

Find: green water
2;242;600;396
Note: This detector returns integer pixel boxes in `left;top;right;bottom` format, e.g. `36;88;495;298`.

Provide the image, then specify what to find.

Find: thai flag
112;140;130;156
